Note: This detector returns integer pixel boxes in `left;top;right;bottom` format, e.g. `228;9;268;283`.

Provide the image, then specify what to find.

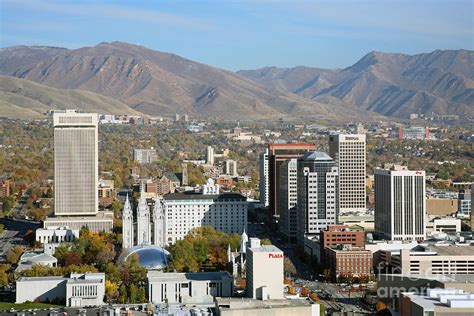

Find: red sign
268;253;283;259
415;171;423;174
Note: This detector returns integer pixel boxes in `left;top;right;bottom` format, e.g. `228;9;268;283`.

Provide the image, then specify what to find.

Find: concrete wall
16;278;66;303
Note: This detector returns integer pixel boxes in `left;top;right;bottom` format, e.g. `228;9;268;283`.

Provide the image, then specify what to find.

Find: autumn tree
6;246;24;265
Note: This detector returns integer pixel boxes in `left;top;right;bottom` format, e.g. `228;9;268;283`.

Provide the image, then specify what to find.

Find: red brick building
320;225;366;265
326;247;373;281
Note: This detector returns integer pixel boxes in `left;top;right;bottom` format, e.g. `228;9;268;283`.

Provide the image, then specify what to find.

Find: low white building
246;238;284;300
432;218;461;233
36;226;79;244
148;271;233;304
16;273;105;307
16;252;58;272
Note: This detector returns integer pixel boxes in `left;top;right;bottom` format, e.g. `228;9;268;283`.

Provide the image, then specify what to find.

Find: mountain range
238;50;474;119
0;42;472;120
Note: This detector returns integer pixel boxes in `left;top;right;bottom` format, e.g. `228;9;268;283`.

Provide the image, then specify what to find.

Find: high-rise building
329;134;366;213
224;160;238;177
268;143;316;218
259;148;269;207
133;148;158;164
53;110;98;216
278;159;298;243
206;146;215;165
374;165;426;241
297;152;339;247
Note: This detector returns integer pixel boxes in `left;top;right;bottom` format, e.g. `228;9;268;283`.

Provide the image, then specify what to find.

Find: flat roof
163;192;246;201
148;271;232;281
216;297;312;310
249;245;283;253
427;245;474;256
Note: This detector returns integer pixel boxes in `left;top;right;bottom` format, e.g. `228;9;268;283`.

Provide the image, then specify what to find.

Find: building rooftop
45;211;114;221
163;192;246;202
426;245;474;256
301;151;332;161
216;297;313;310
249;245;283;253
148;271;232;281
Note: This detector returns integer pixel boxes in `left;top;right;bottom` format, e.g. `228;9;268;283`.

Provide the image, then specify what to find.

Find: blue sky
1;0;472;71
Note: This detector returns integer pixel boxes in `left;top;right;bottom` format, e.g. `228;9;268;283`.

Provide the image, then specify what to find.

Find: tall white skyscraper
259;148;269;207
374;166;426;241
224;160;238;177
53;110;98;216
329;134;366;213
297;152;339;247
122;194;134;249
206;146;215;165
136;183;151;245
279;159;298;243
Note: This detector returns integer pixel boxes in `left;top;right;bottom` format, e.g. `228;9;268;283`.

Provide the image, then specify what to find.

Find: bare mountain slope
0;75;139;119
238;50;474;118
0;42;373;121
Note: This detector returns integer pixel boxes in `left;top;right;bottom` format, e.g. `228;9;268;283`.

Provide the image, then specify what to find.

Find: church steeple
240;229;248;254
122;193;134;249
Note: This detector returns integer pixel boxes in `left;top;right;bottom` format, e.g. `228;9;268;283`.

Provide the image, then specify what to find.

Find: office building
206;146;215;165
329;134;366;213
53;110;98;216
320;225;365;265
297;152;339;247
245;238;284;300
259;148;269;207
268;143;316;217
278;159;298;243
224;160;238;177
148;271;233;304
133;148;158;164
381;245;474;275
375;165;426;241
45;110;113;232
458;189;471;217
398;126;430;140
16;273;105;307
326;247;372;281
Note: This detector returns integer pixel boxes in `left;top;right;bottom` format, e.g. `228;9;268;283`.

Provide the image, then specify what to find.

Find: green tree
137;286;147;303
119;284;127;304
129;284;138;303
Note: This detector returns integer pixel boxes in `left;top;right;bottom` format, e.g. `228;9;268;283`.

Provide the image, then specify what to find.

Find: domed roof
120;245;170;270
